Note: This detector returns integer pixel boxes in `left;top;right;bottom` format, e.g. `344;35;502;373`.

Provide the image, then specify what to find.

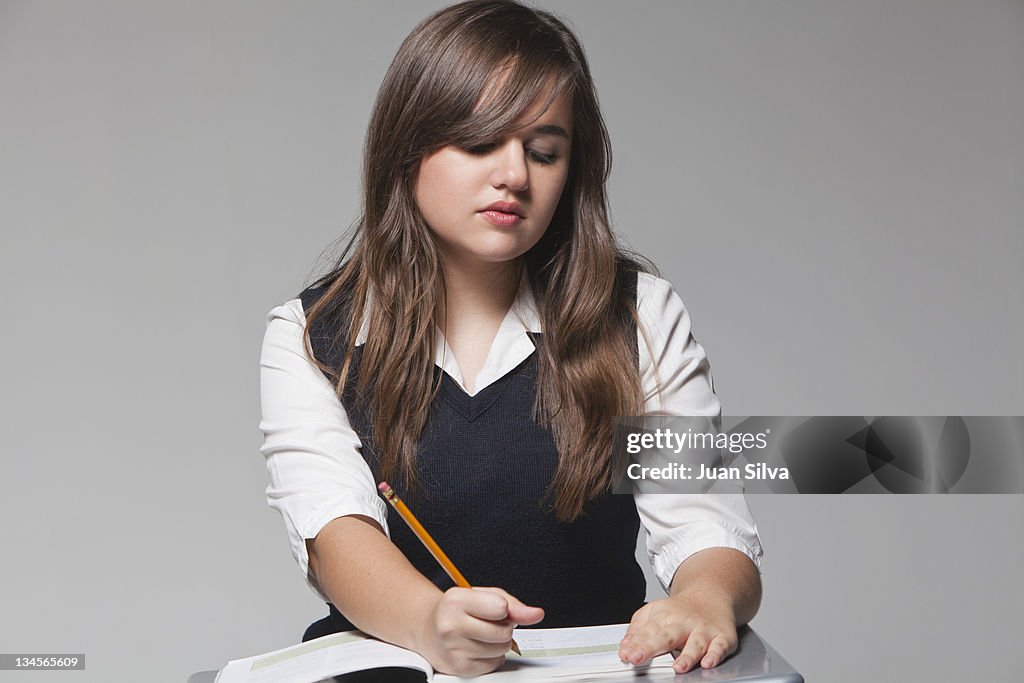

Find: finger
621;624;682;665
618;608;652;663
621;606;651;642
472;587;545;625
504;595;545;626
464;655;507;676
673;631;710;674
461;635;517;659
462;587;514;621
700;633;738;669
460;615;516;645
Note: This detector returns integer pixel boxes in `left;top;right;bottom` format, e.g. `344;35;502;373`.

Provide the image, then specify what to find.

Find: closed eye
527;149;559;165
463;142;560;166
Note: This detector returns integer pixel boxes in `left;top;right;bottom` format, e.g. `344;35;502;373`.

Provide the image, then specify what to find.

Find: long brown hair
303;0;655;521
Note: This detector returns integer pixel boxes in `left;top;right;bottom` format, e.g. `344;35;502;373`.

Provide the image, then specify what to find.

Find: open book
216;623;677;682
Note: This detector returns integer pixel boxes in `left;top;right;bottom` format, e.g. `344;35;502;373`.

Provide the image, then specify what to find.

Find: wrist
668;548;762;625
670;582;730;604
668;583;739;622
405;587;445;655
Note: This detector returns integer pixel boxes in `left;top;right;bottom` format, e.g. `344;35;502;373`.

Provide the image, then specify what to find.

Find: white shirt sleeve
634;273;764;593
259;298;389;601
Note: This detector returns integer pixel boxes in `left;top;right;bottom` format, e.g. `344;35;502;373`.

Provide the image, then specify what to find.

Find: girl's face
414;88;573;271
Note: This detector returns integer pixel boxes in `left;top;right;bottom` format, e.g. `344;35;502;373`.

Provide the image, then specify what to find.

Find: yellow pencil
378;481;522;655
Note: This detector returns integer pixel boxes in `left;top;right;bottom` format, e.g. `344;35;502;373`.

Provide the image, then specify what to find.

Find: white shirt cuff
649;517;765;594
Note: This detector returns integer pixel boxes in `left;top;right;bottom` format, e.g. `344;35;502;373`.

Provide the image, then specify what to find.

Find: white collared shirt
260;272;763;601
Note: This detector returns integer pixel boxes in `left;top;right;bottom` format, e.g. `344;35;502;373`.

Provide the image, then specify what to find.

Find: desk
188;626;803;682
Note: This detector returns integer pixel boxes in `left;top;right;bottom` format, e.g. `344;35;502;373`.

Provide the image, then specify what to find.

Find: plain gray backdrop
1;1;1022;681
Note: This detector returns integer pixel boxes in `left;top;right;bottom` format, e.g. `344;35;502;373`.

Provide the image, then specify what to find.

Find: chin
469;251;528;265
459;240;536;265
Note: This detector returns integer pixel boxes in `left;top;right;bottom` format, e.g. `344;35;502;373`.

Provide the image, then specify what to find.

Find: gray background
1;1;1021;681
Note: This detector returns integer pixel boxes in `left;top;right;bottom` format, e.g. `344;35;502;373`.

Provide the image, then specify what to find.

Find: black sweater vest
299;273;645;632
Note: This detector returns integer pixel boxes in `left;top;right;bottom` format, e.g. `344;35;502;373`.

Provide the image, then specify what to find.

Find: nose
490;140;529;192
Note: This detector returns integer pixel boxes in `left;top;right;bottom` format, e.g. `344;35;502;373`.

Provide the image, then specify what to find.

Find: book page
438;624;676;682
215;631;433;683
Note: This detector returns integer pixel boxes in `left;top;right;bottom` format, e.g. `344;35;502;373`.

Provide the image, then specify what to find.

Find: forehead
513;87;573;133
478;83;574;140
470;63;574;134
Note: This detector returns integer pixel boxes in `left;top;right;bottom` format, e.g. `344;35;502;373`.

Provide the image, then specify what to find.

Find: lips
481;201;524;217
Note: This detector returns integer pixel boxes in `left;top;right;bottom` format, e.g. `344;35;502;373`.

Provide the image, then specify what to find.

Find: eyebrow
531;124;570;140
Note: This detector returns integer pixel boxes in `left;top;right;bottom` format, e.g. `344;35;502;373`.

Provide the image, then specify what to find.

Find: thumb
473;587;545;626
503;593;545;626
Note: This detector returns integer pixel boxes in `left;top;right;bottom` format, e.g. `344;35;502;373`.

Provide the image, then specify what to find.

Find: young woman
260;0;763;676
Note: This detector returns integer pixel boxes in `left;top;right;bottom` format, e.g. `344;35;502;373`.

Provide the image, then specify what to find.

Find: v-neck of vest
437;351;537;422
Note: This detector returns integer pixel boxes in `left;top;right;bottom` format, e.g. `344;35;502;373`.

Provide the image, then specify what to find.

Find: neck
437;257;522;328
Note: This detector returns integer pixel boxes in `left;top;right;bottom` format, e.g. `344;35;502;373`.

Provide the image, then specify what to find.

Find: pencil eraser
378;482;390;493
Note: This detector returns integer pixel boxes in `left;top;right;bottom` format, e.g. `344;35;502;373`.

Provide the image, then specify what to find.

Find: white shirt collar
507;267;542;333
354;269;541;396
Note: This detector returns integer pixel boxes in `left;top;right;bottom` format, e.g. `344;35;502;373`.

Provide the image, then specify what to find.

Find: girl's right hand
418;586;545;676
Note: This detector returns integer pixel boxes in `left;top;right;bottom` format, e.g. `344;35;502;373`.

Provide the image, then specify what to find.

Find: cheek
414;161;453;226
538;171;570;219
415;158;441;203
416;156;474;214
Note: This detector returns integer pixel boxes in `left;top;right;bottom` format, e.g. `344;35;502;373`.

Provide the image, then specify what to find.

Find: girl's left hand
618;591;738;674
